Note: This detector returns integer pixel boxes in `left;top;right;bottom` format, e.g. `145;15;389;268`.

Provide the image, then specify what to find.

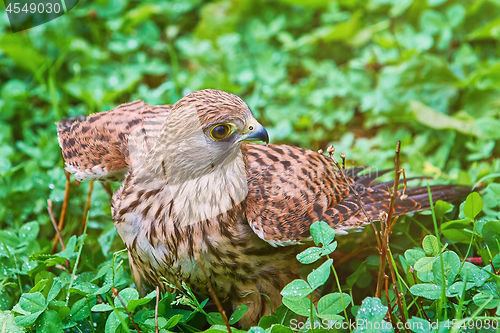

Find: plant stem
155;286;160;333
66;205;90;306
310;293;314;333
330;262;351;331
105;293;132;333
52;171;71;254
427;185;446;320
86;297;96;333
196;256;232;333
81;181;94;233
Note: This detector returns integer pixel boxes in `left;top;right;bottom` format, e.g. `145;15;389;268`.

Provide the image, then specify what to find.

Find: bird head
172;89;268;145
138;89;268;184
131;89;268;223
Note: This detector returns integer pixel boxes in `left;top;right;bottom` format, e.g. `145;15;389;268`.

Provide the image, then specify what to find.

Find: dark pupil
213;125;228;139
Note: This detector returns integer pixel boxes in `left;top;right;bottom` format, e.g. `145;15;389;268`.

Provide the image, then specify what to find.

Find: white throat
168;150;247;226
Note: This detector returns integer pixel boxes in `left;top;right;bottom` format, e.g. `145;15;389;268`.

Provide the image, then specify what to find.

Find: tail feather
323;179;471;231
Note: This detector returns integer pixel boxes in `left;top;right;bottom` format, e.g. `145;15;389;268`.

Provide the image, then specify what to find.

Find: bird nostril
249;126;254;131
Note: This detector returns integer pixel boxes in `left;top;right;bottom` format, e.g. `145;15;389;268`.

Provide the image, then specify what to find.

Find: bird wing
242;143;470;247
242;143;350;246
57;101;171;182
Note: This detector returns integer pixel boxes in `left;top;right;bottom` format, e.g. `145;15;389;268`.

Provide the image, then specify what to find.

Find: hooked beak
239;121;269;144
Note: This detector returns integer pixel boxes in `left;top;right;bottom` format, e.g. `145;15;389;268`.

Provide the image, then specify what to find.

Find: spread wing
57;101;171;182
242;144;470;247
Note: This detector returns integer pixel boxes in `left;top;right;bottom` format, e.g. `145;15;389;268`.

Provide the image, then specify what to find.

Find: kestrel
57;89;468;326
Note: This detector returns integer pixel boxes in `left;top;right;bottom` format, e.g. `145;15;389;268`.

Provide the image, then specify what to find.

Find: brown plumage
57;89;469;326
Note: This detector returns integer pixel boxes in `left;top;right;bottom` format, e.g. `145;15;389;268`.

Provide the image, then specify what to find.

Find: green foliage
1;0;500;331
402;192;500;326
281;221;350;327
353;298;392;333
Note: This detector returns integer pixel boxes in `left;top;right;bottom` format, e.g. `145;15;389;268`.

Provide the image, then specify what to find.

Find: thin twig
113;287;142;333
326;146;386;299
411;267;431;322
376;213;388;298
327;143;409;330
385;141;401;234
379;212;386;239
383;142;410;330
47;199;66;251
101;182;113;200
389;216;400;238
155;286;160;333
326;146;382;250
52;171;71;253
47;199;70;270
65;203;91;307
335;245;377;265
373;142;409;331
387;261;408;328
196;256;232;333
401;168;407;197
81;181;94;233
489;260;500;275
384;275;398;333
392;285;406;325
384;275;392;311
390;169;406;229
376;142;401;297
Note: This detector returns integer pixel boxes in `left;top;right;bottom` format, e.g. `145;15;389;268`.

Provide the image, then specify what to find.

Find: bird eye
210;124;231;140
